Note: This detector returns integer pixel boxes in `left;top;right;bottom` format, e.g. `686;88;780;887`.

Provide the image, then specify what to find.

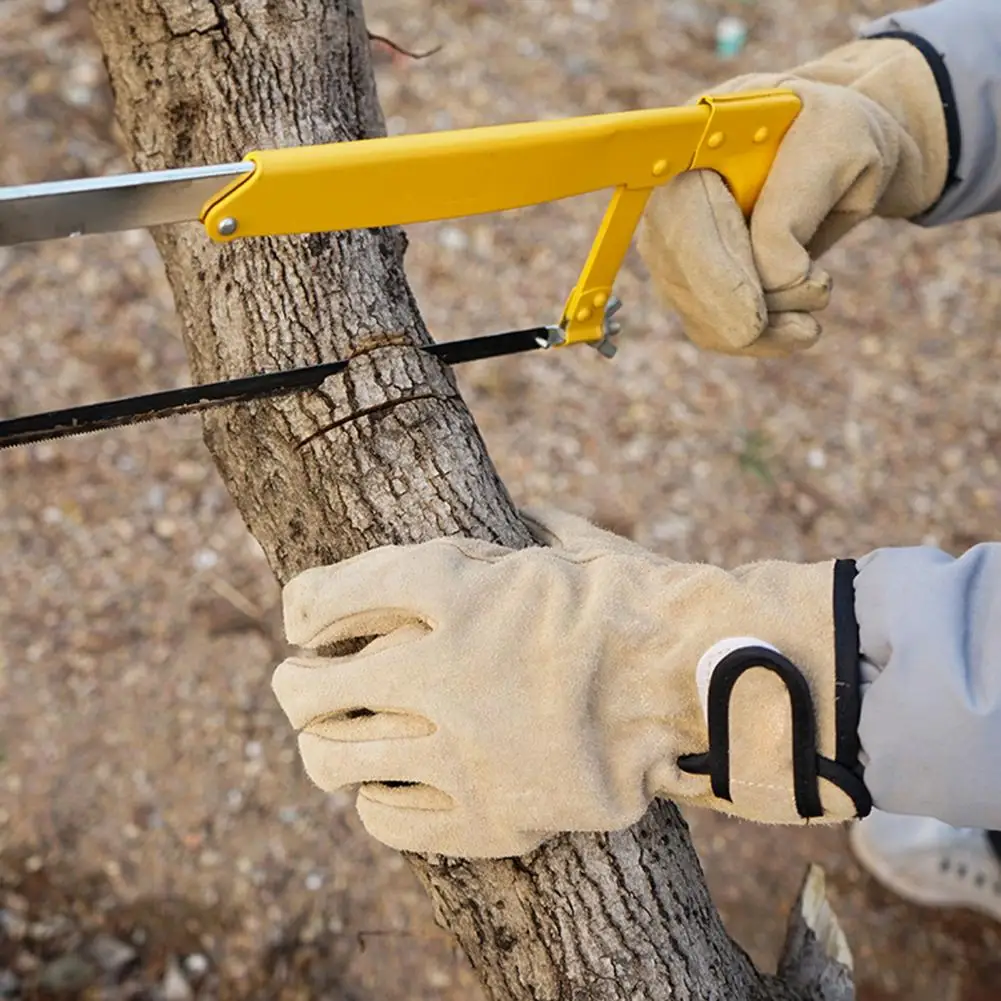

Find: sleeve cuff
860;1;1001;226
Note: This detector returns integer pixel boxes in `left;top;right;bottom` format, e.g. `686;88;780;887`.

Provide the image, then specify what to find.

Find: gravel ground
0;0;999;998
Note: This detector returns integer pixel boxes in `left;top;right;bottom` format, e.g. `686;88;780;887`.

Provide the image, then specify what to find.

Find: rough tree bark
86;2;854;998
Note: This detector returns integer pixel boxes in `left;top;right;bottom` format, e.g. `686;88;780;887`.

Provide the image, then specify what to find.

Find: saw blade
0;327;554;449
0;162;252;246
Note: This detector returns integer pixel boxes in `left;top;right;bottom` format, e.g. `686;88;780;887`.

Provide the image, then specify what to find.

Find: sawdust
1;0;999;998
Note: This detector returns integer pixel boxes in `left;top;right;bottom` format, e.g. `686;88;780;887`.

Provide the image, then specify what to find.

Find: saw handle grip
558;91;802;345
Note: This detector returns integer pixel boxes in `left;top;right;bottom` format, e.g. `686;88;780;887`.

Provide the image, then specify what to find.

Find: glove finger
731;312;822;359
639;170;767;353
282;539;500;648
359;780;454;812
750;82;884;293
272;646;436;731
807;209;868;259
297;730;442;792
356;794;548;859
763;263;832;314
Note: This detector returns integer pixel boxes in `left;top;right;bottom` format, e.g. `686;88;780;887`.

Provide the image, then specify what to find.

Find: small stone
63;85;93;108
153;517;177;539
41;506;62;525
438;226;468;251
0;909;27;940
162;957;194;1001
88;933;137;976
193;548;218;570
13;951;38;975
305;872;323;891
941;446;965;471
28;915;72;942
806;448;826;470
175;461;206;483
427;966;452;988
0;969;19;997
183;953;210;978
38;953;98;994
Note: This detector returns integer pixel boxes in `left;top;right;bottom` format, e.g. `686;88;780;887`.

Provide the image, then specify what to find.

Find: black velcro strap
678;645;826;819
988;830;1001;863
832;558;872;817
866;29;962;198
677;595;874;820
833;559;862;769
817;757;872;817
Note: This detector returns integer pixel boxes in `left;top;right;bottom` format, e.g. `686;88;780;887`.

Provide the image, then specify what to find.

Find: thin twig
207;574;263;619
368;31;443;60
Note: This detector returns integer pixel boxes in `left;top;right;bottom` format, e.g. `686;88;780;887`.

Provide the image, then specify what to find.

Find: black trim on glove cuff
677;559;873;820
866;29;962;201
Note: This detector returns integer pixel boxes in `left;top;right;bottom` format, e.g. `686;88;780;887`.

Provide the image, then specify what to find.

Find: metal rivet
594;292;608;308
707;131;725;149
753;126;770;143
217;217;238;236
575;306;592;323
652;159;668;177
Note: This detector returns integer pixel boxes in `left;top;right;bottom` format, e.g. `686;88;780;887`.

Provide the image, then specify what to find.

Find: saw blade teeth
0;407;190;449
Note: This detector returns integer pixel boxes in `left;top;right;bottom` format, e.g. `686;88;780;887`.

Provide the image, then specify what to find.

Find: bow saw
0;89;800;449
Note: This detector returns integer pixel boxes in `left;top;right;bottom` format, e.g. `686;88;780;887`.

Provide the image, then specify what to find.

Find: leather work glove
638;37;949;357
272;509;870;859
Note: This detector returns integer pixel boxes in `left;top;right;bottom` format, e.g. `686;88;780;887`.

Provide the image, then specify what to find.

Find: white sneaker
849;809;1001;922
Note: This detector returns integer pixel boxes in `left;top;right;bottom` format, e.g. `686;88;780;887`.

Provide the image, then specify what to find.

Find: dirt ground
0;0;999;998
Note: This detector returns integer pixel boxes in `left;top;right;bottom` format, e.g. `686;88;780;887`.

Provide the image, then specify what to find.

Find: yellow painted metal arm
202;89;801;346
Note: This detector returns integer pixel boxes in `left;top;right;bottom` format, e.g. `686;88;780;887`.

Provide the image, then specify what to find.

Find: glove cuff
791;37;950;218
677;559;872;823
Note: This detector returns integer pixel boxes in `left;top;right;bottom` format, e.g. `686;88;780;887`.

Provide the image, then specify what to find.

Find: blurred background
0;0;999;998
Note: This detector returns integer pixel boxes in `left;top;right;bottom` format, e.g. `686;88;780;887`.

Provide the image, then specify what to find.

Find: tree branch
85;1;850;997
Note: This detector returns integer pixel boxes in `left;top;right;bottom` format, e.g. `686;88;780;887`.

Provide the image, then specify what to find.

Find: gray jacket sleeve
854;544;1001;830
860;0;1001;226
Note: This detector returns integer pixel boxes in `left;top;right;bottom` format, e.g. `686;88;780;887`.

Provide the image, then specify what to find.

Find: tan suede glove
272;509;870;858
638;37;949;357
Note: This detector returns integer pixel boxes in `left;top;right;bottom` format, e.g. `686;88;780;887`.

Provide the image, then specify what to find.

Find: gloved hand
272;509;870;859
638;37;949;357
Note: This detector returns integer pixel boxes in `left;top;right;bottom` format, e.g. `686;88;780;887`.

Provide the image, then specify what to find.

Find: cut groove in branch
295;391;451;449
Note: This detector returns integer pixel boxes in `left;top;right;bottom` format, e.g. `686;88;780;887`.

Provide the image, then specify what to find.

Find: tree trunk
85;2;853;998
